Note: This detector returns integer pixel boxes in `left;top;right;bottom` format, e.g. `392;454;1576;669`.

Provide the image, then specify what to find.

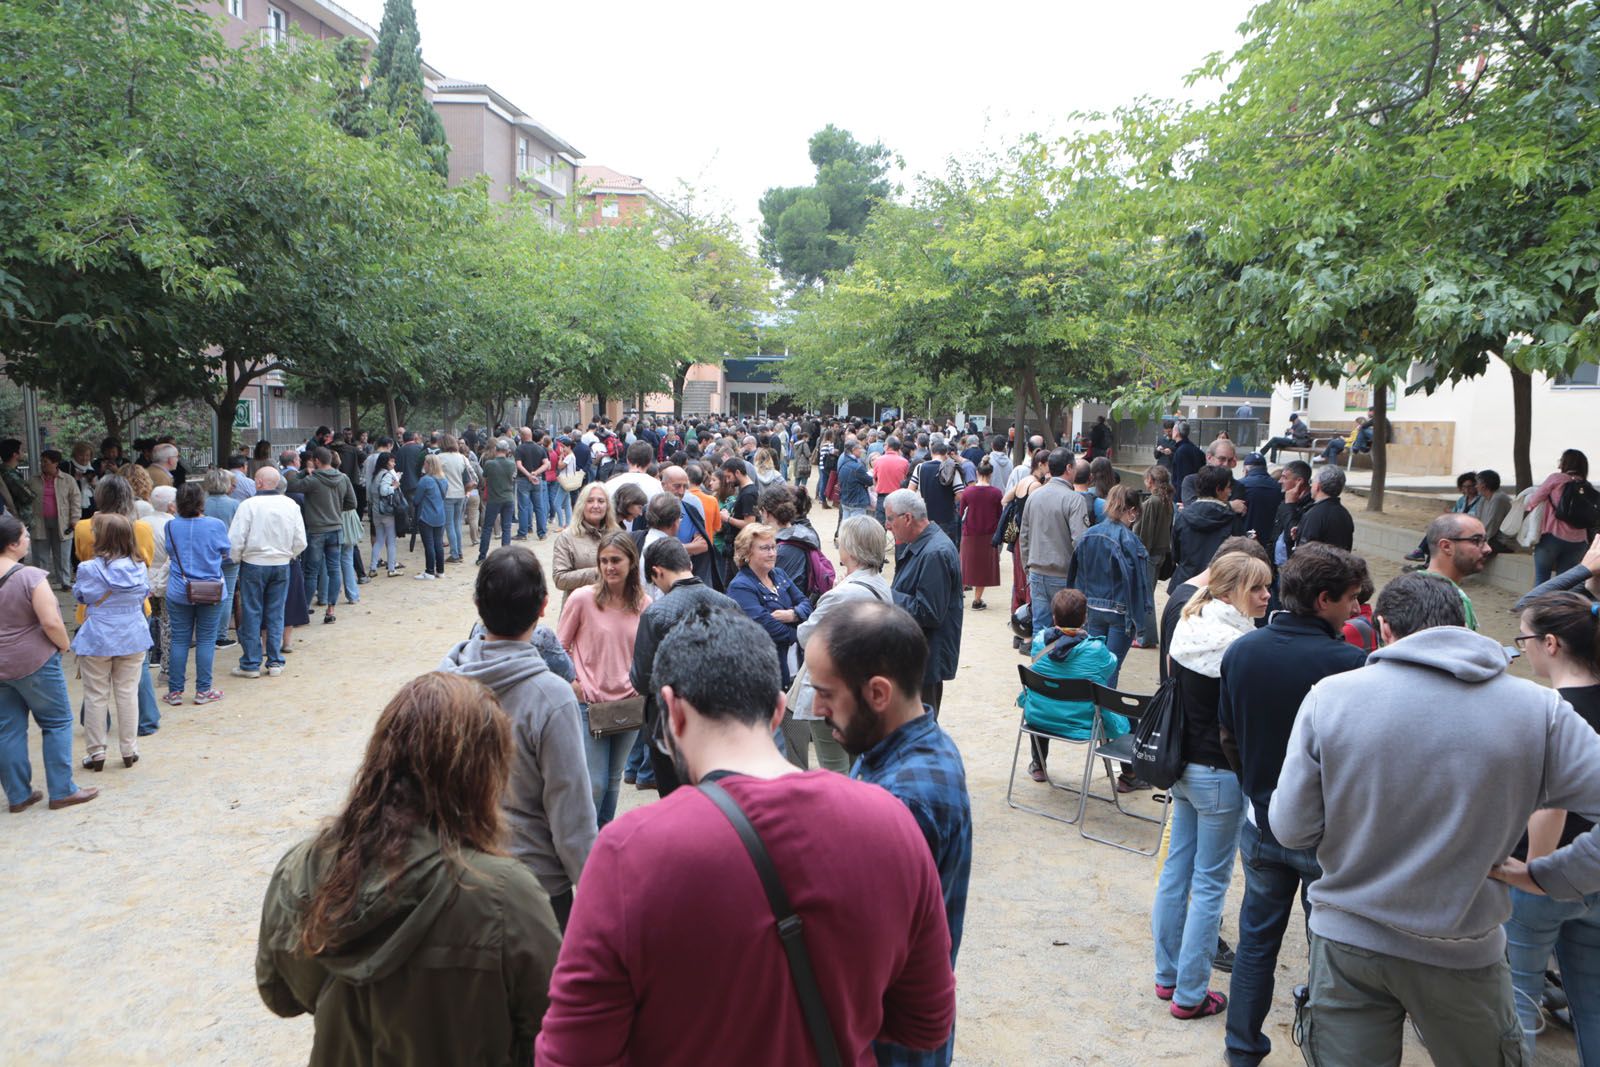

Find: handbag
558;469;585;492
166;525;223;605
587;694;646;737
994;496;1022;548
1130;676;1186;789
339;508;364;547
392;487;413;537
698;780;844;1067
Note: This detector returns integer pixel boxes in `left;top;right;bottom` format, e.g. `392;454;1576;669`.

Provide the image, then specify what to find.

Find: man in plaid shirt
806;601;972;1067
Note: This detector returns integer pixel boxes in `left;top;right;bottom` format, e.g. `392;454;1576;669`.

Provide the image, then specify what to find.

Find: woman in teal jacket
1020;587;1124;782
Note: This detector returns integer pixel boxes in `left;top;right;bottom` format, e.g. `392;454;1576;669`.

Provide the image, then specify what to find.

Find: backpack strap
698;780;843;1067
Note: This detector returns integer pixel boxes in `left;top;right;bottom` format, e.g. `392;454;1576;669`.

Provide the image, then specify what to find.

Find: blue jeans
1085;606;1132;687
625;728;654;784
167;598;222;694
444;497;465;559
0;652;79;804
550;483;572;527
1225;818;1322;1066
237;562;289;671
581;706;637;828
1153;762;1247;1007
1535;533;1587;587
338;543;359;603
1028;572;1072;637
478;500;514;560
420;523;444;574
518;479;547;538
304;529;341;604
138;652;158;733
217;560;239;641
1505;886;1600;1063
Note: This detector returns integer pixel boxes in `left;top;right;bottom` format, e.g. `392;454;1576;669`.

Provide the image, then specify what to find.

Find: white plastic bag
1517;491;1544;549
1503;487;1533;539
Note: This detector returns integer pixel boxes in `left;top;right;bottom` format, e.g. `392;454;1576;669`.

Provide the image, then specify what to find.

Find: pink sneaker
194;689;223;705
162;691;184;706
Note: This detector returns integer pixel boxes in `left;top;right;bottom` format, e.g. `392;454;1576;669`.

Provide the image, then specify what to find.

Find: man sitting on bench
1262;413;1312;463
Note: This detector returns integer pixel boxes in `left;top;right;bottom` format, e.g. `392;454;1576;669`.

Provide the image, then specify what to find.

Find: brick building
576;165;665;228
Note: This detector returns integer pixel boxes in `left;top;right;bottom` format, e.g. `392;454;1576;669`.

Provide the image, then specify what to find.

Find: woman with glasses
1504;591;1600;1062
726;523;812;690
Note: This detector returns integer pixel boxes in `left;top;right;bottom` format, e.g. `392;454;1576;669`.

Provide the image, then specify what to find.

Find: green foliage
370;0;449;179
759;125;893;287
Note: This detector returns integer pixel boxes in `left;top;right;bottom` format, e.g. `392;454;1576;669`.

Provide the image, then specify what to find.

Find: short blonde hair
1183;553;1272;620
733;522;776;569
422;454;443;478
122;463;153;501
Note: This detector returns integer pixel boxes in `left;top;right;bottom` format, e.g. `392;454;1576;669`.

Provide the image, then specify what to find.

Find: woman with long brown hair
257;672;561;1065
557;531;647;825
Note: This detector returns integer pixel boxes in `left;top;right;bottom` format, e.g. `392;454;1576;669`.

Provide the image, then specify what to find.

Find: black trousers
921;681;943;719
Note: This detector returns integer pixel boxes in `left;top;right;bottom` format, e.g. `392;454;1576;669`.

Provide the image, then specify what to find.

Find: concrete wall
1270;362;1600;480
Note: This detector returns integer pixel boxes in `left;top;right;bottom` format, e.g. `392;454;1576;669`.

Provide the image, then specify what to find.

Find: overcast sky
344;0;1258;240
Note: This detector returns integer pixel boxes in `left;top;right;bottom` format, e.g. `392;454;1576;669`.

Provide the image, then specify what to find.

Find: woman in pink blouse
556;531;648;827
1529;449;1595;585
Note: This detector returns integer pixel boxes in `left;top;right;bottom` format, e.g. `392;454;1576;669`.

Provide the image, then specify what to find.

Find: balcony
520;165;567;199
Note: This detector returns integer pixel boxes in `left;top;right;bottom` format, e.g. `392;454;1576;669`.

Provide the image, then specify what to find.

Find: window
265;5;288;46
601;201;620;219
227;0;244;17
517;137;529;175
1554;362;1600;388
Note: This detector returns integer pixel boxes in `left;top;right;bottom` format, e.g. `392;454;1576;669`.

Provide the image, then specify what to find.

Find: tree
369;0;449;179
759;125;893;287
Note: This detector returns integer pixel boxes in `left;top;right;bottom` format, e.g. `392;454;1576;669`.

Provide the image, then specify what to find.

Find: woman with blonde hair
754;447;782;487
556;531;647;826
412;454;447;580
552;483;619;611
257;673;560;1063
727;522;813;690
72;512;153;770
435;433;469;563
121;463;154;517
1151;551;1271;1020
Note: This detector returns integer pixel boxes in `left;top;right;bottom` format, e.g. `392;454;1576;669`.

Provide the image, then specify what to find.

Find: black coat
1168;499;1246;593
630;578;741;722
1170;438;1207;490
892;524;964;685
1293;496;1355;553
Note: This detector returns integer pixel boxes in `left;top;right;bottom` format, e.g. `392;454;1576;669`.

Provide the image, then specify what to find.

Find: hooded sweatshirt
1168;498;1245;593
439;637;597;896
71;556;154;657
287;467;357;535
256;827;561;1067
1271;626;1600;968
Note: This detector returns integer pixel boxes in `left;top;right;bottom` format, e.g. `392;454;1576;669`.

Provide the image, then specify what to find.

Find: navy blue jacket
836;453;873;508
892;524;964;686
1235;467;1285;552
1170;438;1206;490
1217;612;1368;838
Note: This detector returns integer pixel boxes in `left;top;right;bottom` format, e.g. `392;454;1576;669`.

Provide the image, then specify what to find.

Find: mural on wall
1342;371;1369;412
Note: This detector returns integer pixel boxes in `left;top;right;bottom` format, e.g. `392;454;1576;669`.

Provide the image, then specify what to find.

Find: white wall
1268;362;1600;478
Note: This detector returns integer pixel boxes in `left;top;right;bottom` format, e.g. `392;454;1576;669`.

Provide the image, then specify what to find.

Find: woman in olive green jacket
257;673;561;1066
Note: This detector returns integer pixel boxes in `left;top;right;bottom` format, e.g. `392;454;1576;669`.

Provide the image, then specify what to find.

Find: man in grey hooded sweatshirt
440;546;596;929
1271;570;1600;1064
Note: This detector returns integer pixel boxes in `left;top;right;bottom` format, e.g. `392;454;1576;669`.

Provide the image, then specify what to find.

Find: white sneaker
230;666;260;679
266;665;284;677
414;573;432;581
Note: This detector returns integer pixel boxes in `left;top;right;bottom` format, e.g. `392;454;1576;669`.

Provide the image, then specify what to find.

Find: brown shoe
8;789;43;813
48;787;99;810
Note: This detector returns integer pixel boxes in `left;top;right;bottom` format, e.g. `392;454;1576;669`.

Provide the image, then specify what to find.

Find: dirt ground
0;526;1577;1066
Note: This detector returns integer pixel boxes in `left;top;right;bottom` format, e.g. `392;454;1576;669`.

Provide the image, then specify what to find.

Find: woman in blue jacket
412;455;448;579
727;522;813;688
1067;484;1151;685
164;483;233;705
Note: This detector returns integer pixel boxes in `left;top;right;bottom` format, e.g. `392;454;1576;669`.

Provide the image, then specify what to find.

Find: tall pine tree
369;0;448;178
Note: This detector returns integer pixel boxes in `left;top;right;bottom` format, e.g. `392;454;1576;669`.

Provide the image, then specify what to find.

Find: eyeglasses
1513;634;1540;646
1442;534;1488;546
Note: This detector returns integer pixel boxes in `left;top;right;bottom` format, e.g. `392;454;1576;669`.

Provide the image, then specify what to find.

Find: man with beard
807;601;972;1067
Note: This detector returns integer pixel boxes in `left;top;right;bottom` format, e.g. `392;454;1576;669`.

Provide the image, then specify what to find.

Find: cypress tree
369;0;448;178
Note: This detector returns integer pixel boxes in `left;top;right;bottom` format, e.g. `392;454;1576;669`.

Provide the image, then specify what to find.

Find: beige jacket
28;470;81;537
551;522;609;608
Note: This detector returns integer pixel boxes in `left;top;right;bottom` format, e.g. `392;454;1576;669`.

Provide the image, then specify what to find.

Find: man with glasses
1180;438;1240;507
1420;512;1489;629
884;489;963;717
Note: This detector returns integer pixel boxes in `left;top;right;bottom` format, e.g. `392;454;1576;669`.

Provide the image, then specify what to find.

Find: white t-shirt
604;470;664;502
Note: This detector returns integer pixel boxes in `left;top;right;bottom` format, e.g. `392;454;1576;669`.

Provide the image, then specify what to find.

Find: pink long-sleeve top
555;584;643;704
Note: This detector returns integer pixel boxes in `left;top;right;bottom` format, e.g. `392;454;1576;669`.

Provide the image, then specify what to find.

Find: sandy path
1;530;1576;1065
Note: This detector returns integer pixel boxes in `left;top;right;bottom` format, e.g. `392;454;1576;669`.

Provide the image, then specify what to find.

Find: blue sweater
163;516;233;604
413;475;446;527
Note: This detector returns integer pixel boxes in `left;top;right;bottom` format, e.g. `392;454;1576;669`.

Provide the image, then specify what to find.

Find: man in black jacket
631;538;741;796
1216;544;1370;1067
1291;465;1355;553
1268;461;1312;566
1169;465;1247;592
1233;453;1283;554
885;488;963;717
1170;421;1207;490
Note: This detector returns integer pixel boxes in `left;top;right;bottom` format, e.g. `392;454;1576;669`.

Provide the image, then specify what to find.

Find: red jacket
535;771;955;1066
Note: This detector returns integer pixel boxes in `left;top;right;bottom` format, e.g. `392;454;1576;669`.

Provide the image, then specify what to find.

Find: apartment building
432;83;583;213
206;0;383;53
577;165;664;227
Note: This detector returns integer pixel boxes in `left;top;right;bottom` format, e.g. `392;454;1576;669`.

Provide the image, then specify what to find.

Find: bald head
255;465;282;491
660;465;689;497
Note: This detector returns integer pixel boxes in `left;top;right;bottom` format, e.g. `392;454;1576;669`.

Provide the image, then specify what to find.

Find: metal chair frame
1077;684;1172;856
1005;667;1100;826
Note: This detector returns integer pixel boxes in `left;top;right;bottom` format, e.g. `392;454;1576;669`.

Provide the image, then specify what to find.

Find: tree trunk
1509;360;1534;491
211;383;249;464
1011;385;1027;463
97;400;126;445
385;390;400;437
673;361;689;419
595;391;608;421
526;383;544;424
348;396;360;433
1365;381;1388;513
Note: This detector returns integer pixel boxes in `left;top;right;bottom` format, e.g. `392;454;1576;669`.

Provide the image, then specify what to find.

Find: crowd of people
3;412;1600;1066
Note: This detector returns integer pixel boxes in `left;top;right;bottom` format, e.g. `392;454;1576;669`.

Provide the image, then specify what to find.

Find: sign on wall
233;398;255;430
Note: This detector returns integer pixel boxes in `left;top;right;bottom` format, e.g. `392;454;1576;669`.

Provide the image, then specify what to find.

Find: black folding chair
1006;666;1101;826
1078;684;1171;856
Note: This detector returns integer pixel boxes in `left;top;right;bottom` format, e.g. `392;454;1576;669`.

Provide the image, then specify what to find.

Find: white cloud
347;0;1256;240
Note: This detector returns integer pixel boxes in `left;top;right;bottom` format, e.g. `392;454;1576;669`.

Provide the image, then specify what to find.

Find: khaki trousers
80;653;144;759
1304;933;1525;1066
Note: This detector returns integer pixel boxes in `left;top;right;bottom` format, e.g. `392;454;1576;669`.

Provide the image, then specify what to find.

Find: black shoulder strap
698;780;843;1067
0;562;23;590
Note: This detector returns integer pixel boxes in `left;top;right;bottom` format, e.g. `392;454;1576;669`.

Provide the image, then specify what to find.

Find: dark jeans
921;680;944;719
420;523;444;575
518;478;547;538
1535;533;1587;587
1085;606;1132;687
478;499;514;560
1226;817;1322;1066
550;888;573;933
1262;436;1304;463
303;529;342;605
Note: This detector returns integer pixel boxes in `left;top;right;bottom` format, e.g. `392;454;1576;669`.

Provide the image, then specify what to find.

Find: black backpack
1130;677;1186;789
1554;479;1600;530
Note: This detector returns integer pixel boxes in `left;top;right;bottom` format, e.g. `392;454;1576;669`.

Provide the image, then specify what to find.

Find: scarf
1168;599;1255;678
